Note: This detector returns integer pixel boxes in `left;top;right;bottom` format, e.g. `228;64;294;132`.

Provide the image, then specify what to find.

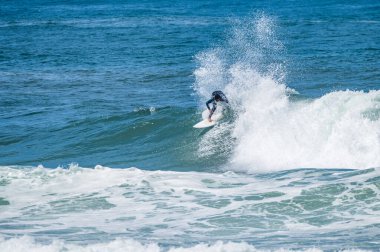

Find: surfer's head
214;94;222;101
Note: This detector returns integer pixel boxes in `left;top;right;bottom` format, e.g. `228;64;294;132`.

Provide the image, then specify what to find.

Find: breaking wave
194;14;380;172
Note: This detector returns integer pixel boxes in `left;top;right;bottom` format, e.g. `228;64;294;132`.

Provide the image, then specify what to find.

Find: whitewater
1;165;379;251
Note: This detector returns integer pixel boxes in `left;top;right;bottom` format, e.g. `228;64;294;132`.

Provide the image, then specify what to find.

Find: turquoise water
1;1;380;251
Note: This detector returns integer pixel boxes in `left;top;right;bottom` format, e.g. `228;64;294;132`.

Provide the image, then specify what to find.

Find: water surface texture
1;0;380;251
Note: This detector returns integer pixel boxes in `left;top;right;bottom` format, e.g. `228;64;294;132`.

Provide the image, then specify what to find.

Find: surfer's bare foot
208;118;212;122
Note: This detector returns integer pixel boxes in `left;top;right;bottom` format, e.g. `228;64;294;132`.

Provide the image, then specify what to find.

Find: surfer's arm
208;104;217;121
206;98;214;110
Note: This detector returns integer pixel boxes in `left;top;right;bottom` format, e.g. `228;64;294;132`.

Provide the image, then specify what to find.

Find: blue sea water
1;0;380;251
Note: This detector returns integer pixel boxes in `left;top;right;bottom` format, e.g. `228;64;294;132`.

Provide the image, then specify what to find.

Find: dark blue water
1;0;379;169
1;1;380;251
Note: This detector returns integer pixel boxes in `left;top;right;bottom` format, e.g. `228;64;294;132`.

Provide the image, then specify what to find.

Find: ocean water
1;0;380;251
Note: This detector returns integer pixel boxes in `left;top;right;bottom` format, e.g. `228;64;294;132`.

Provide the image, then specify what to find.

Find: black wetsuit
206;91;229;119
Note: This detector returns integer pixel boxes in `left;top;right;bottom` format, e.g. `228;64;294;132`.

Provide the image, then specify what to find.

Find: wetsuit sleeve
208;104;216;119
206;98;214;110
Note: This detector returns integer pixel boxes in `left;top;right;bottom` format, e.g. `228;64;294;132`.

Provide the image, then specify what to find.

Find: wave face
1;165;379;251
194;14;380;172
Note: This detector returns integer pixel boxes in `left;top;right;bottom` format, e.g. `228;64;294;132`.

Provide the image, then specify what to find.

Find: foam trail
194;14;380;172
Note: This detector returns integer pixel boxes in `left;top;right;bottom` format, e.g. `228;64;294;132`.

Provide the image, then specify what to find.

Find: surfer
206;91;229;122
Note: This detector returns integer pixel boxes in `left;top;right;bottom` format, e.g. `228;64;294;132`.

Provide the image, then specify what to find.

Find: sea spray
194;14;380;172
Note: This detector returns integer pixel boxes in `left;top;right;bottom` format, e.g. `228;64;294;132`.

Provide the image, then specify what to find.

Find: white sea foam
194;14;380;172
0;236;160;252
0;236;372;252
0;165;379;249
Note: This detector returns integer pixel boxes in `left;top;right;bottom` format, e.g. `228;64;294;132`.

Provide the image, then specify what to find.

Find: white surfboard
193;119;216;128
193;109;223;128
